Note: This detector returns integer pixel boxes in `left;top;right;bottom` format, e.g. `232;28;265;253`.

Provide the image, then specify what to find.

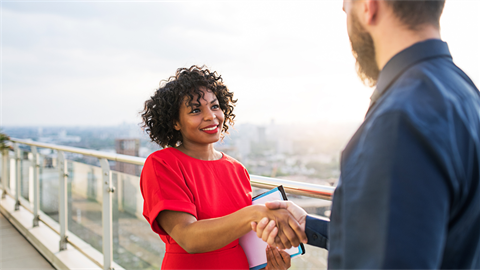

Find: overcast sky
1;0;479;127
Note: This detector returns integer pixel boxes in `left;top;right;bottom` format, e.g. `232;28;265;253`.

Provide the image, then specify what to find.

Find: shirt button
312;233;318;240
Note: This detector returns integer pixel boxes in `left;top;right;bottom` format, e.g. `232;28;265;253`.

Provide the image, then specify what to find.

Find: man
252;0;480;268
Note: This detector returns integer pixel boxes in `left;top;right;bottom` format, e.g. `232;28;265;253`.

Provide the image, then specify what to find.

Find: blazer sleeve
305;215;329;249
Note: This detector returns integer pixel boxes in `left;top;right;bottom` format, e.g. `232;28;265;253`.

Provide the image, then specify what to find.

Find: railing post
1;148;8;199
57;151;68;251
32;146;40;227
100;158;114;270
14;143;21;211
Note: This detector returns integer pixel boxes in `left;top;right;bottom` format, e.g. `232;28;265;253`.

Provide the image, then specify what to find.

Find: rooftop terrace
1;138;333;270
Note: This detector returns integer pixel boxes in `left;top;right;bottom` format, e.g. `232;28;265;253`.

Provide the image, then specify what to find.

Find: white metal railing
1;137;335;270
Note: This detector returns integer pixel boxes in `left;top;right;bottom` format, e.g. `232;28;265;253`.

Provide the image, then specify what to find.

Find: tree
0;131;9;151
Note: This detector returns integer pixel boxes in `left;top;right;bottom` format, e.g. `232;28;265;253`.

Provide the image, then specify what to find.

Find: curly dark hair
141;65;237;148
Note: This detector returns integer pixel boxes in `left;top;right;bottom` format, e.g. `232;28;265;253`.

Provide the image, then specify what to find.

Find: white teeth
202;126;217;131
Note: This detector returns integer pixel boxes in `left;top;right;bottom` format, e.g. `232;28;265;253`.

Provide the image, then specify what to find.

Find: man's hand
251;201;307;248
256;206;307;249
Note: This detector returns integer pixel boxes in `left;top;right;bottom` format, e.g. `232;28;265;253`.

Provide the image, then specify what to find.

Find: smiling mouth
201;126;218;131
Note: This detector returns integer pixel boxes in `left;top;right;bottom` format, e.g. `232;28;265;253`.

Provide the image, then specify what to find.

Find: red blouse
140;148;252;269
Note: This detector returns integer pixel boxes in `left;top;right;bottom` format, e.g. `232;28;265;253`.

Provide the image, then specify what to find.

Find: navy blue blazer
306;39;480;269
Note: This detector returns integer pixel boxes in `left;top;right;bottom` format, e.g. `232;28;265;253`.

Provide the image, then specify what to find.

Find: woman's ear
174;121;181;131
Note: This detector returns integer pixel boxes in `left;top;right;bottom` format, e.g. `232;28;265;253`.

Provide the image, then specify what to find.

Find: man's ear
364;0;379;26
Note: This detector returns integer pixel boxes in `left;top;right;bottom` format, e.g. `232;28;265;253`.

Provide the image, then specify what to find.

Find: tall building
115;139;140;176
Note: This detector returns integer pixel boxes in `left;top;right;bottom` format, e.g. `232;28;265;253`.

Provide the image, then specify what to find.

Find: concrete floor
0;212;55;270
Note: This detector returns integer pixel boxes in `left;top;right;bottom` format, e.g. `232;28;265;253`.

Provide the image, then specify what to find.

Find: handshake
251;201;309;250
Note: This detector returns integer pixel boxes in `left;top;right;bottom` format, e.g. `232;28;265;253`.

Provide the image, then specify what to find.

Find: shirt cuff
305;215;329;250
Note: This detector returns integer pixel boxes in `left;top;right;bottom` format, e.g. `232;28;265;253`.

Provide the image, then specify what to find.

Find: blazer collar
367;39;452;113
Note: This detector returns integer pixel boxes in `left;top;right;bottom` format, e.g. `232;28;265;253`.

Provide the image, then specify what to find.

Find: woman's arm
157;205;306;254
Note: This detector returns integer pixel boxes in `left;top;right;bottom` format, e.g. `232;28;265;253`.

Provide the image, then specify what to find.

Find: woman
140;65;305;269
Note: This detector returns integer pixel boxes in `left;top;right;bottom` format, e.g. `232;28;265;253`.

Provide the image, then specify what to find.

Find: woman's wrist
248;204;267;223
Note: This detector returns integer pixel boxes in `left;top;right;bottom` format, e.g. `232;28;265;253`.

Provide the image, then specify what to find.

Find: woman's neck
175;143;222;161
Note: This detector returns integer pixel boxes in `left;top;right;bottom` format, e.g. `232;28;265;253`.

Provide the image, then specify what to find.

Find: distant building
258;127;266;143
115;139;140;175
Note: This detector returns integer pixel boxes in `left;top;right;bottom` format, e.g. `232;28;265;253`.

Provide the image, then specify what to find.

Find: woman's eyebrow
187;102;201;107
187;98;216;108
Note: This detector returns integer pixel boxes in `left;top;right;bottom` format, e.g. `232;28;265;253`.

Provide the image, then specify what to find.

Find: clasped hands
252;201;308;249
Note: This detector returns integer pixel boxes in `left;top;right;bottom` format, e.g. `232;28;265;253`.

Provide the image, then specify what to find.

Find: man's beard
349;13;380;87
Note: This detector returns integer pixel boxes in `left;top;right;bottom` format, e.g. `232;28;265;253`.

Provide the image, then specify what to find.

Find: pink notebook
239;186;305;270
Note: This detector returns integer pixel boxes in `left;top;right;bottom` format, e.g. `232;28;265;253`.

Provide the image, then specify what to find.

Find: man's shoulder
374;57;480;122
358;58;480;169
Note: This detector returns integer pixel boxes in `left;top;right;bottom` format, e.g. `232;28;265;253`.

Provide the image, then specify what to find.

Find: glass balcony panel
112;170;165;270
292;245;329;270
69;159;104;254
39;154;60;222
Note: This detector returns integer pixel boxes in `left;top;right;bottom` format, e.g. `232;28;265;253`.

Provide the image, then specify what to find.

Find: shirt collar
368;39;452;111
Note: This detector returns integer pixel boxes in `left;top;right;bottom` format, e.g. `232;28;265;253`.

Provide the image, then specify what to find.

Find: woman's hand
265;246;291;270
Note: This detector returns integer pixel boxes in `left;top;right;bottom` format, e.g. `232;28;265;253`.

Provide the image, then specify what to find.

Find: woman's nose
203;109;216;121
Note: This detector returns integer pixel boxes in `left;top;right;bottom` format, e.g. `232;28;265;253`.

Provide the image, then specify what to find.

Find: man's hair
385;0;446;30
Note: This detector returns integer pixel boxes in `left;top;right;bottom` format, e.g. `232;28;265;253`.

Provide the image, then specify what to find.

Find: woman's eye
191;108;200;113
212;104;220;109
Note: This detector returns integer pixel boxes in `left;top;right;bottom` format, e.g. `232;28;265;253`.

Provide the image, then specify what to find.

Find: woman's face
174;87;225;147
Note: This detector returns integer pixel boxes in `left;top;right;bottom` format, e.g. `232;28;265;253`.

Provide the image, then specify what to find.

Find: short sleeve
140;154;197;236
